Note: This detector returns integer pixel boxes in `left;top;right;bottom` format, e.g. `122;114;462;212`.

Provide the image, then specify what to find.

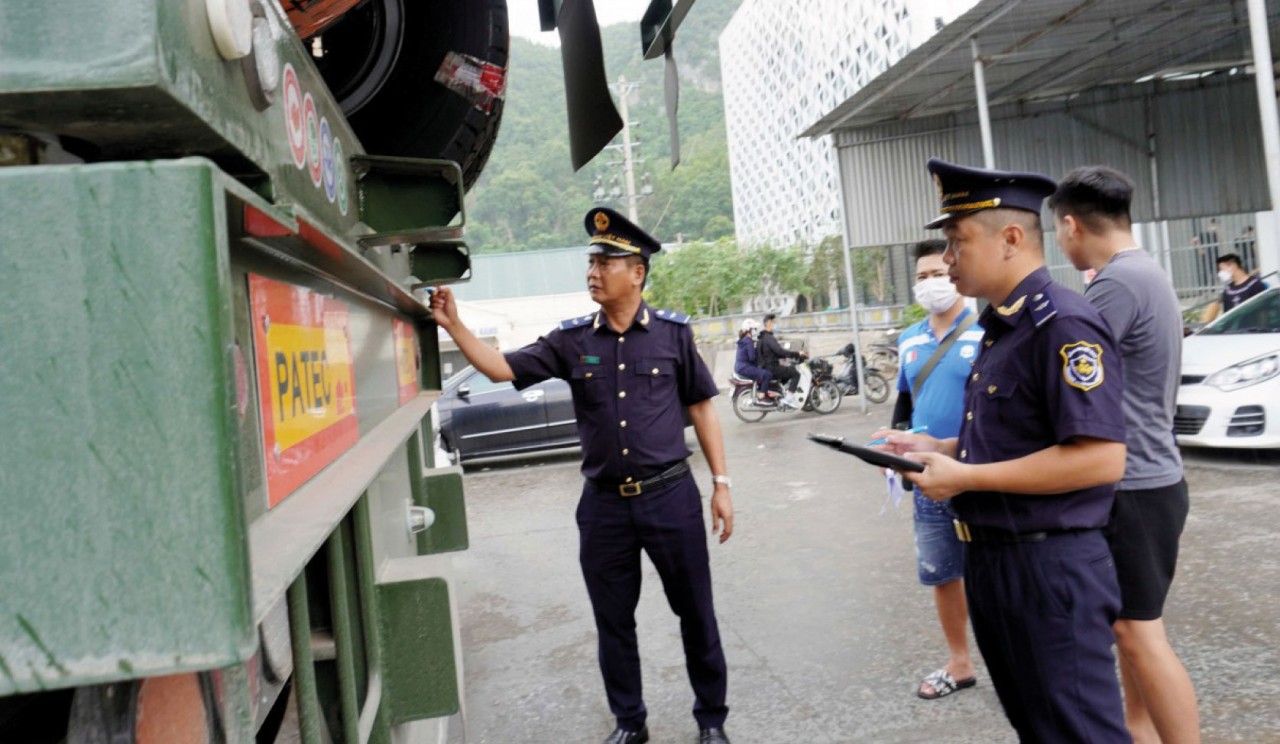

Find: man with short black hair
892;238;982;700
431;207;735;744
1051;165;1201;744
876;158;1130;742
756;313;805;403
1217;252;1267;313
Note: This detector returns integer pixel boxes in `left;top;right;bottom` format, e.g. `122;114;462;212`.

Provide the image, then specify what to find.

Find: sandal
917;668;976;700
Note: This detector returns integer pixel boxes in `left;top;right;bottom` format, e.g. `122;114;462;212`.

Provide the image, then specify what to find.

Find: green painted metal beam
0;160;254;694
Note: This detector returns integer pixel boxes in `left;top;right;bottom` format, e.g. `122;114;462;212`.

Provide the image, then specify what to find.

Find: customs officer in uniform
875;160;1130;742
429;207;734;744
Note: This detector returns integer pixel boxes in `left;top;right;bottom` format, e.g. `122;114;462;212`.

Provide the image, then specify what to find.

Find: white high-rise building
720;0;970;247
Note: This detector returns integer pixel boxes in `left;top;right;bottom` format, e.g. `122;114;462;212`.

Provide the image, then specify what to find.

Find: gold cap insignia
594;212;610;232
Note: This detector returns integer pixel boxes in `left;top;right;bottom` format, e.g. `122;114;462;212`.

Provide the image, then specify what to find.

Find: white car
1177;287;1280;448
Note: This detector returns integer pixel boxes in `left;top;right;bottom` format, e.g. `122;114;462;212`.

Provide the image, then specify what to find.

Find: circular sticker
282;64;306;168
304;93;322;186
320;117;336;203
334;137;349;215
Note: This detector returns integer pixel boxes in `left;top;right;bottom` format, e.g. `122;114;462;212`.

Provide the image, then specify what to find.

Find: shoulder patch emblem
559;313;595;331
1030;293;1057;327
652;308;690;324
1060;341;1104;391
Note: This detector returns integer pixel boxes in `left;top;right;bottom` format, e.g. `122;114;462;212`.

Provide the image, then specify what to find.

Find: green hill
467;0;744;253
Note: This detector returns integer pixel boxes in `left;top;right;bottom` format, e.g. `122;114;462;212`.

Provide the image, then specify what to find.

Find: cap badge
594;212;610;232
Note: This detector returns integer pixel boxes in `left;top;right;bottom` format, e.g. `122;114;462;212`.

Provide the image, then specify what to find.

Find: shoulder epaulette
559;313;596;331
651;308;690;325
1029;291;1058;328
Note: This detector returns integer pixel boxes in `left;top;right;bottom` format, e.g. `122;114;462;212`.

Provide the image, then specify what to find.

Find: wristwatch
712;474;732;488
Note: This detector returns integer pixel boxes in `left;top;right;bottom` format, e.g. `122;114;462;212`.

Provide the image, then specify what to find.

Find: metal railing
690;306;908;342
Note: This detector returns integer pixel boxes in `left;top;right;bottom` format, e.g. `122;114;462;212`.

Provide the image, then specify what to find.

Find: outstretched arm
429;287;515;382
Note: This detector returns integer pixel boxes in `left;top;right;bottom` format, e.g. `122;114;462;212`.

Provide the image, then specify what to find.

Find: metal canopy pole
831;135;868;414
972;37;995;169
1247;0;1280;277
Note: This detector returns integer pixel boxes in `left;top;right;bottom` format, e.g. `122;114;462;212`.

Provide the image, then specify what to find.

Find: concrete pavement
444;395;1280;743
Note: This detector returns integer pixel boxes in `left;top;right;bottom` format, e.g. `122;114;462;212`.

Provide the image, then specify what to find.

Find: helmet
741;318;760;334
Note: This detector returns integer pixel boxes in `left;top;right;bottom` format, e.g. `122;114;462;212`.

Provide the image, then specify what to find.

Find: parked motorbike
832;343;891;404
729;358;843;423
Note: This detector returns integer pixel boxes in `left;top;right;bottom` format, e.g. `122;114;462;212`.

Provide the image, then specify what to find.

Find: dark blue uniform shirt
505;302;719;483
953;267;1126;532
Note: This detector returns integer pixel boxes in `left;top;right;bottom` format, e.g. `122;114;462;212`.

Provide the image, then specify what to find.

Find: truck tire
313;0;508;191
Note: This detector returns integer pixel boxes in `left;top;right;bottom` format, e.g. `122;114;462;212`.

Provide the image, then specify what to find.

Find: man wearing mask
757;313;806;405
891;239;984;700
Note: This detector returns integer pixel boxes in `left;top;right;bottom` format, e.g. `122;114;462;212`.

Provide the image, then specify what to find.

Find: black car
435;366;580;463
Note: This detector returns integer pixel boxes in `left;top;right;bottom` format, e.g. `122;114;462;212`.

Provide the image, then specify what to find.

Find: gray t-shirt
1084;249;1183;489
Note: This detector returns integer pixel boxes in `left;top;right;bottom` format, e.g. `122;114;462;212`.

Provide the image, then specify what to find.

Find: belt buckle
620;482;642;497
953;519;972;543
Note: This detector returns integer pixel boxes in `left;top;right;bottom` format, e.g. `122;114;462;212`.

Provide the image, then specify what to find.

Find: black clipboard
807;433;926;473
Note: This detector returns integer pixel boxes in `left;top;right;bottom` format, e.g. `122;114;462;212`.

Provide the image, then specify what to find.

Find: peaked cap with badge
924;158;1057;229
585;207;663;259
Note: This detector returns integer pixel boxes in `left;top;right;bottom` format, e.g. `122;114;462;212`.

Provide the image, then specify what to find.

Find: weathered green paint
0;160;253;694
376;579;460;723
326;527;361;744
0;0;362;240
288;574;324;744
413;470;470;556
351;157;464;236
410;243;472;286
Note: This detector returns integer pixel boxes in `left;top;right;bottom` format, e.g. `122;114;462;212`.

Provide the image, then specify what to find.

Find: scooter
729;358;843;423
832;343;892;404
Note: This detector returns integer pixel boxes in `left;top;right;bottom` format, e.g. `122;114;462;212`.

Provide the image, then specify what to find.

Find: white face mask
913;276;960;315
1217;269;1233;284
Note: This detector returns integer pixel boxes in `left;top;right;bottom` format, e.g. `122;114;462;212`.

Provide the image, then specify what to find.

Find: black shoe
700;728;730;744
603;725;649;744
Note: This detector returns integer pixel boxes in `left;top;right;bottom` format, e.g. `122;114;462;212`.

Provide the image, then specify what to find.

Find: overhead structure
541;0;699;170
805;0;1280;273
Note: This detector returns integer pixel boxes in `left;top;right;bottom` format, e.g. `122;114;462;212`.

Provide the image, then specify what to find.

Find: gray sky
509;0;651;44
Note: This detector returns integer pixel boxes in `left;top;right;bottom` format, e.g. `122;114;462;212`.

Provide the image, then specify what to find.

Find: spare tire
311;0;508;191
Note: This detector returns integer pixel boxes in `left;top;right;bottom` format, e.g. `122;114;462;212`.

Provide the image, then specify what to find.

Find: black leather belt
953;520;1094;544
591;461;691;497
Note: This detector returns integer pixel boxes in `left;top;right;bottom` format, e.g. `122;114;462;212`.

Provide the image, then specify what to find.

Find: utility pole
617;76;640;223
593;77;653;222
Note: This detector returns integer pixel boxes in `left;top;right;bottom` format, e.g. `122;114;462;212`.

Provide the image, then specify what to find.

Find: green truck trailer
0;1;502;741
0;0;695;740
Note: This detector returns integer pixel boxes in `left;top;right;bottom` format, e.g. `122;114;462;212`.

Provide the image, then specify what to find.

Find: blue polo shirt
897;308;984;439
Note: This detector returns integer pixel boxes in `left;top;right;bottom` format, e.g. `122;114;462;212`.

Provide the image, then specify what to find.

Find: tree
646;237;755;316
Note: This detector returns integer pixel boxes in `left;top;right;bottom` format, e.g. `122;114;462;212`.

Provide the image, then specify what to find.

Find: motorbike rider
757;313;807;404
735;319;776;400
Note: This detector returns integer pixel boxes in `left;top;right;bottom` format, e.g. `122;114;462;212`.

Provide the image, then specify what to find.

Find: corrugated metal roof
831;74;1272;246
804;0;1280;137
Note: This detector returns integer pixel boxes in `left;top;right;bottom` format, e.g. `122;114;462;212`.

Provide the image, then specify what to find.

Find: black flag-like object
557;0;623;171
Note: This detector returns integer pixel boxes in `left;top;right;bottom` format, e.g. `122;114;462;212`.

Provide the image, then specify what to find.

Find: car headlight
1204;353;1280;391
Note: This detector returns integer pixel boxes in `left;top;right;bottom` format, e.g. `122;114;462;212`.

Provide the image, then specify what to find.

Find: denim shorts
914;491;965;586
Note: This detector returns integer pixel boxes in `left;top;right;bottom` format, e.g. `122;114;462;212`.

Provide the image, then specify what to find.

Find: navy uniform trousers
576;472;728;731
965;530;1130;743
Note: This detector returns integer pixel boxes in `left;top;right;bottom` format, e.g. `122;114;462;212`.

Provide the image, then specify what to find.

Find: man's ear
1062;214;1081;240
1001;222;1026;258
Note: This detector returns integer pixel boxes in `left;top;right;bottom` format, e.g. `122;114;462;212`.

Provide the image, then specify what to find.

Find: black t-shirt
1222;275;1267;312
